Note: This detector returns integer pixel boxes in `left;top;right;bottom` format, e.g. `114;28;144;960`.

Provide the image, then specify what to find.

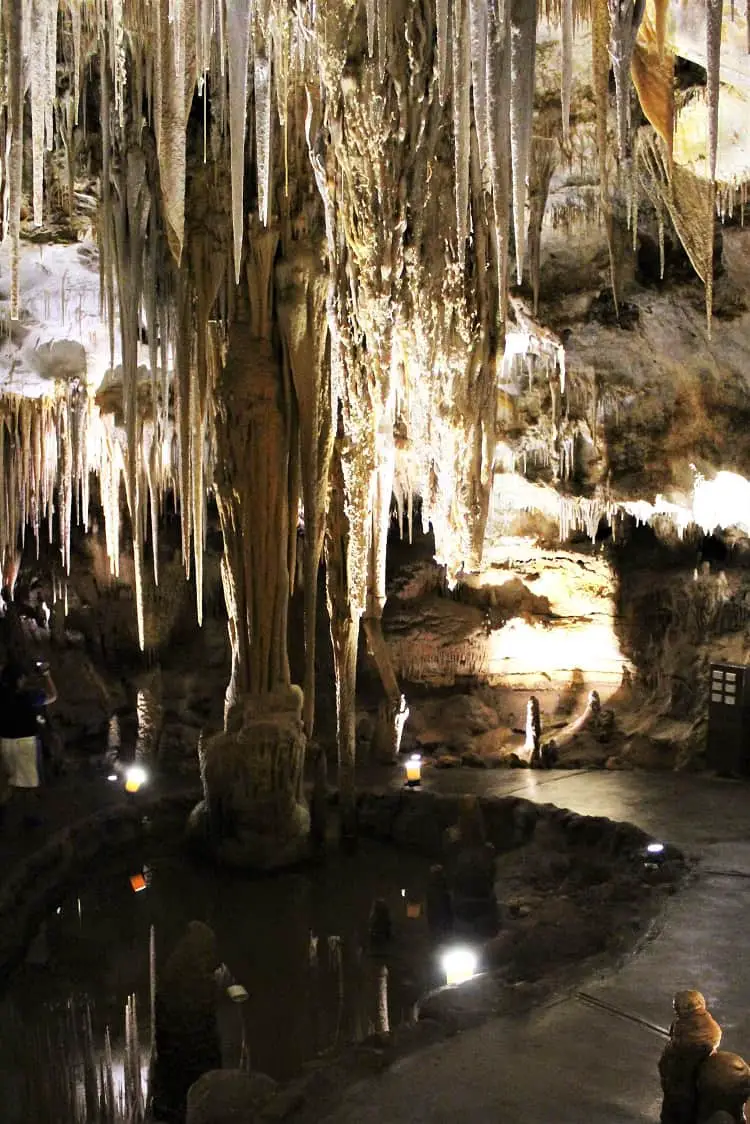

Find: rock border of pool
0;784;689;1123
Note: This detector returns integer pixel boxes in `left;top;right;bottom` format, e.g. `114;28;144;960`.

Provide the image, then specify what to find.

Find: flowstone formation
2;0;750;862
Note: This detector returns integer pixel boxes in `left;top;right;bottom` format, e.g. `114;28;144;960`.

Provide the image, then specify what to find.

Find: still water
0;840;435;1121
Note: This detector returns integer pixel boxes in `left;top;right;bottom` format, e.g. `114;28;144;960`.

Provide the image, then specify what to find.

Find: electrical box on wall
707;663;750;776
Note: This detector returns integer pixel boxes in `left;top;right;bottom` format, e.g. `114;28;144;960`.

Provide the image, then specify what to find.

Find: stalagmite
509;0;537;285
226;0;254;282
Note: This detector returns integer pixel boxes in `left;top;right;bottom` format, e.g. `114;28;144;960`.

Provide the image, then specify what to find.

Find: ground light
405;754;422;787
442;946;478;986
125;765;148;793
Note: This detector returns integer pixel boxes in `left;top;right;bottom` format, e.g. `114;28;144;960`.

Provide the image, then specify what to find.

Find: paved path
322;768;750;1122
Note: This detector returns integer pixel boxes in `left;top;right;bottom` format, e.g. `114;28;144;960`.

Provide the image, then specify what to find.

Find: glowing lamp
406;899;422;919
125;765;147;793
442;946;478;986
405;754;422;787
227;984;249;1003
107;773;118;782
646;842;665;855
130;873;147;893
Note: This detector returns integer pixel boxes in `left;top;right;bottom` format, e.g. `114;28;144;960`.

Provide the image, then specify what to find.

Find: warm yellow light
125;765;147;793
227;984;249;1003
405;754;422;785
442;947;478;986
129;873;147;893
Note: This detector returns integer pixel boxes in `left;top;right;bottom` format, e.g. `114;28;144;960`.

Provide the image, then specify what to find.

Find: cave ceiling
1;0;750;626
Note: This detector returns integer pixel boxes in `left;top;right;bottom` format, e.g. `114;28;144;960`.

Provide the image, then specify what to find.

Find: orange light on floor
130;873;147;893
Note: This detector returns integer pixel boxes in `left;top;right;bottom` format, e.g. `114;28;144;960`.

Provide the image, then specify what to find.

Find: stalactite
152;0;196;263
453;0;471;268
6;0;23;320
325;439;360;846
528;134;557;316
607;0;646;174
486;0;512;323
706;0;723;186
705;0;723;336
469;0;489;180
226;0;254;281
377;0;390;79
509;0;537;284
561;0;573;143
437;0;450;103
592;0;610;199
366;0;376;57
30;0;49;226
71;0;82;123
255;55;273;227
109;134;153;651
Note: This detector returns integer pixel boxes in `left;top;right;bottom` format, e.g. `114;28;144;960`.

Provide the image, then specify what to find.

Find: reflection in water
0;841;433;1120
0;993;149;1124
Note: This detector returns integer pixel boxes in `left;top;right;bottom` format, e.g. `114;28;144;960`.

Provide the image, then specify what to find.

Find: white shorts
1;736;40;788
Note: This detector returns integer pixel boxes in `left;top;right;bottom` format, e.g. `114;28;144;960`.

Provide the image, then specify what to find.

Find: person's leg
15;737;43;828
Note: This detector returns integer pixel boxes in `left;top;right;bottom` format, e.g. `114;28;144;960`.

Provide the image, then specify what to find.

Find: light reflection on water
0;840;435;1119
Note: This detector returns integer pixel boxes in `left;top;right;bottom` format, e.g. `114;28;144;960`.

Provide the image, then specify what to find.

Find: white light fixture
441;946;478;986
646;842;665;855
107;773;118;782
125;765;147;794
405;753;422;787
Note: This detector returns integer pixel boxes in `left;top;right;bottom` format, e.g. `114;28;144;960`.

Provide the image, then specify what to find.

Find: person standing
0;661;58;828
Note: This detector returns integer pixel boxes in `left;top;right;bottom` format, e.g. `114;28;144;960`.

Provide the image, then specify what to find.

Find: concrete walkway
322;767;750;1123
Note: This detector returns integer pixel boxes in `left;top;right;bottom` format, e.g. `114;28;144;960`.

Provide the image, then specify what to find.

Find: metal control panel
707;663;750;775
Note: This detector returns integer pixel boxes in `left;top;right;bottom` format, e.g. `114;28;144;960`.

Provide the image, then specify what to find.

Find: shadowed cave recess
1;0;750;1119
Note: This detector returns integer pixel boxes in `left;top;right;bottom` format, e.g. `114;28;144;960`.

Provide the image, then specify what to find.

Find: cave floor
3;766;750;1122
322;767;750;1123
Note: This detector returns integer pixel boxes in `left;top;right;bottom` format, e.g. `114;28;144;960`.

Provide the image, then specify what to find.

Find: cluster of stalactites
0;381;185;638
0;0;735;617
0;0;322;320
2;0;735;315
0;387;92;579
